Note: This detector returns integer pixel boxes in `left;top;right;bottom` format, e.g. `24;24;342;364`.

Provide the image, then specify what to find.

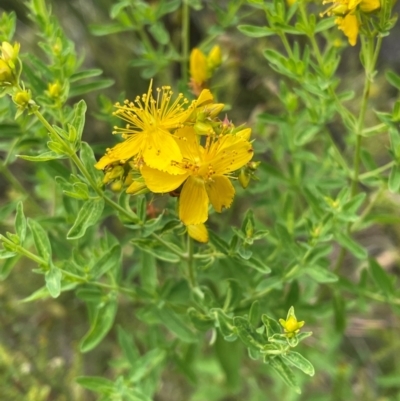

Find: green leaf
129;349;167;383
80;142;103;187
209;231;229;253
80;298;118;352
70;69;103;82
249;300;260;327
67;198;104;240
282;351;315;376
69;79;114;97
335;232;367;259
314;17;336;32
45;265;62;298
148;22;170;44
386;70;400;90
155;307;197;343
369;258;394;295
117;326;140;368
261;314;282;337
157;0;181;17
388;165;400;193
0;254;20;280
28;219;52;261
15;201;26;243
238;24;274;37
267;356;301;394
304;266;338;283
76;376;114;393
71;100;87;144
241;256;271;274
91;244;121;279
20;283;77;302
18;151;66;161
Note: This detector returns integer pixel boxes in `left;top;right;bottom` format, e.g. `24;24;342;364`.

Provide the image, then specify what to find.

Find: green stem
358;161;395;180
0;235;137;298
181;0;190;83
186;234;197;289
32;108;139;223
151;233;186;258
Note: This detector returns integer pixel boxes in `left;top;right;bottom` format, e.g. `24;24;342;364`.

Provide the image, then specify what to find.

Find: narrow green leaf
238;24;274;37
92;244;121;279
18;151;66;161
117;326;140;368
71;100;87;143
28;219;52;261
241;256;271;274
0;254;20;280
129;349;167;383
67;198;104;240
80;298;118;352
70;79;114;97
386;70;400;90
148;22;170;44
80;142;104;187
70;69;103;82
282;351;315;376
249;300;260;327
388;165;400;193
76;376;114;393
267;356;301;394
261;314;282;337
304;266;338;283
335;232;367;259
45;265;62;298
369;258;394;295
20;283;77;302
156;307;197;343
15;202;26;243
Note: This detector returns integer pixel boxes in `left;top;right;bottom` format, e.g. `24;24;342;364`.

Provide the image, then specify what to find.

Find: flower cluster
96;81;254;238
321;0;380;46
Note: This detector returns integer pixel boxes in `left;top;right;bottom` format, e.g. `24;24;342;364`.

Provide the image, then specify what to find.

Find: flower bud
1;41;20;63
0;59;12;83
13;89;31;108
47;81;62;99
207;45;222;71
126;180;148;195
190;48;208;86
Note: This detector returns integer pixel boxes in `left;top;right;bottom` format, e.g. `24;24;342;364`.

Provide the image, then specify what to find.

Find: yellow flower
279;307;305;338
187;223;209;243
207;45;222;71
141;126;253;225
1;41;20;63
335;14;360;46
321;0;380;46
95;81;197;173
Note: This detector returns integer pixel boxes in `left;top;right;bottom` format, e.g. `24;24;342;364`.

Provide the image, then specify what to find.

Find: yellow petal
187;223;209;243
335;14;359;46
141;165;188;193
142;129;183;173
206;135;254;175
236;128;252;141
205;175;235;212
196;89;214;107
360;0;380;12
179;176;209;225
174;127;203;161
190;48;208;85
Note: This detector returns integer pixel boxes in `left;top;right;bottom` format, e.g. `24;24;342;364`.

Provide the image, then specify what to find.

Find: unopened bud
238;168;251;189
126;180;148;195
13;89;31;108
207;45;222;70
0;59;12;83
48;81;62;99
1;41;20;63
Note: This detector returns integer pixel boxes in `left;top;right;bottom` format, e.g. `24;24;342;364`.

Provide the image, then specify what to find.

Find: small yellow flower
321;0;380;46
141;126;253;225
95;81;198;173
279;307;305;338
187;223;209;243
1;41;20;63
